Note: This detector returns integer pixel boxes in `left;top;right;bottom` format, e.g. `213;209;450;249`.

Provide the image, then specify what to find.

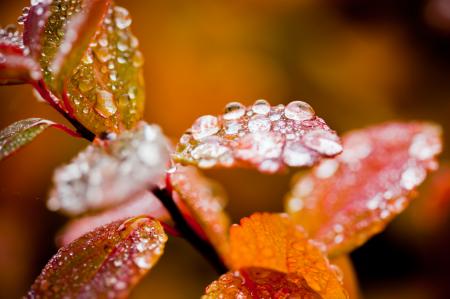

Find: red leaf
27;216;167;298
203;267;321;299
23;0;51;60
170;165;231;257
174;100;342;174
58;191;170;246
0;26;41;85
285;122;443;256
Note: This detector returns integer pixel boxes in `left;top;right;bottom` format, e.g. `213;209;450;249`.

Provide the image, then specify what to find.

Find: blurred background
1;0;450;298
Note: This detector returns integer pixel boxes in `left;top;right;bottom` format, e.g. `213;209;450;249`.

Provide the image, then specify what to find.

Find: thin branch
151;185;228;274
32;80;96;142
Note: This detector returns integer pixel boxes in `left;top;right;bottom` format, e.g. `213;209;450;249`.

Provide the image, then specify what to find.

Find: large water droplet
95;90;117;118
252;99;270;115
223;102;246;120
114;6;132;29
303;129;342;156
284;100;315;121
191;115;220;140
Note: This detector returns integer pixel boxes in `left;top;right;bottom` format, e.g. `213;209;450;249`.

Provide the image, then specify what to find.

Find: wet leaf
23;0;51;60
58;191;170;246
202;267;321;299
36;0;145;134
228;213;347;298
0;26;41;85
0;118;53;161
27;216;167;298
47;122;169;216
285;122;442;256
174;100;342;174
51;0;111;90
170;165;231;257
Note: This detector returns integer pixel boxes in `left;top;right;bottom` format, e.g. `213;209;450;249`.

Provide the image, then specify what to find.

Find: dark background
1;0;450;298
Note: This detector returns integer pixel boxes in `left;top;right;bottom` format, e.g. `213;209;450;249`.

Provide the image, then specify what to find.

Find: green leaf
37;0;145;135
0;118;53;161
27;216;167;298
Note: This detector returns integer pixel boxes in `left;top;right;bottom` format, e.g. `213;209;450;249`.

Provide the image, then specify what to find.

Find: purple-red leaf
0;118;54;161
285;122;442;256
27;216;167;299
58;191;170;246
174;100;342;174
23;0;51;60
47;122;169;216
0;26;41;85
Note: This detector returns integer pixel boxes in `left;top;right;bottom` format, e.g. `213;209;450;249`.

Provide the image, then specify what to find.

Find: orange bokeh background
1;0;450;298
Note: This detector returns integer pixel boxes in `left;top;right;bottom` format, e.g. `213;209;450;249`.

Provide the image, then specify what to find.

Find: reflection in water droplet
284;101;315;121
223;102;246;120
191;115;220;140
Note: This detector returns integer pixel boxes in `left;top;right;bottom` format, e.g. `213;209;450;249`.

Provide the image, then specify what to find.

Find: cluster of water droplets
47;122;169;216
175;100;342;173
285;122;442;250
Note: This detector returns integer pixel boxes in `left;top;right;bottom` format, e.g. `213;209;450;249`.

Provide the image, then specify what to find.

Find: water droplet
252;99;270;115
95;90;117;118
78;80;93;93
282;141;315;167
315;159;339;178
114;6;132;29
284;100;315;121
400;166;426;190
134;255;151;269
191;115;220;140
224;121;241;135
248;115;271;133
303;129;342;156
223;102;246;120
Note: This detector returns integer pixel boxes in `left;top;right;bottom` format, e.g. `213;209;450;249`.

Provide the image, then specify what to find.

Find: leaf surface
170;165;231;257
0;118;53;161
228;213;347;298
285;122;442;256
27;216;167;298
48;122;169;216
203;267;321;299
0;26;41;85
174;100;342;174
34;0;145;134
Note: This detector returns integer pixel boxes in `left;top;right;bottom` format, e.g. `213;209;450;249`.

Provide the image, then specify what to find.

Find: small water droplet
223;102;246;120
284;100;315;121
114;6;132;29
282;141;315;167
400;166;426;190
134;255;151;269
303;129;342;156
248;114;271;133
95;90;117;118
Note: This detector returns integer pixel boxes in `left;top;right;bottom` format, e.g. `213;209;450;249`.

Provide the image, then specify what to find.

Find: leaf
228;213;348;298
285;122;443;256
26;216;167;298
23;0;52;60
58;191;170;246
202;267;321;299
51;0;111;90
36;0;145;134
0;118;53;161
332;256;361;299
173;100;342;174
0;26;41;85
47;122;169;216
170;165;231;257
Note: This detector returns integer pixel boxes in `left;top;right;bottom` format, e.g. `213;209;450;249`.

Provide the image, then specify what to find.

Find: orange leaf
170;165;231;257
285;122;442;256
203;267;321;299
174;100;342;174
228;213;348;298
27;216;167;298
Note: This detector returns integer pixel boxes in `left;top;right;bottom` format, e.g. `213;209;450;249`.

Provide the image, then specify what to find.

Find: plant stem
33;80;96;142
151;186;228;275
